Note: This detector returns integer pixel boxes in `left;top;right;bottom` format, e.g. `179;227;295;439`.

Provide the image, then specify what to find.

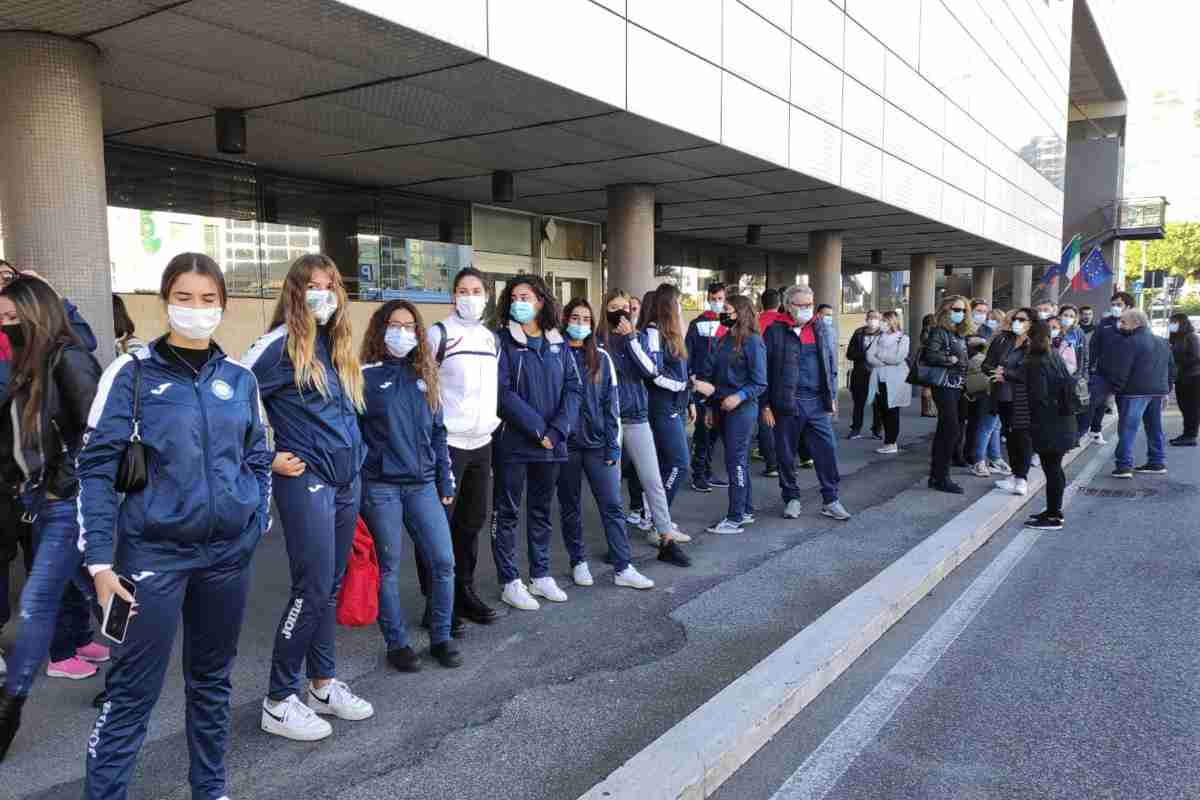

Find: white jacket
428;312;501;450
866;331;912;409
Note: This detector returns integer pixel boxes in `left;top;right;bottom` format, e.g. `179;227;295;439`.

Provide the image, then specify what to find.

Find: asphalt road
715;407;1200;800
2;399;999;800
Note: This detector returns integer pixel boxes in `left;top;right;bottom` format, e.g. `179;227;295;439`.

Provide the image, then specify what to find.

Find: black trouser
1007;429;1033;479
1038;450;1066;515
417;442;492;596
930;386;962;482
874;384;900;444
1177;375;1200;439
849;366;876;433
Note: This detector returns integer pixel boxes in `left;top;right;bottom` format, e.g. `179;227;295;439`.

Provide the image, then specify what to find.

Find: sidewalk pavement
3;396;1035;800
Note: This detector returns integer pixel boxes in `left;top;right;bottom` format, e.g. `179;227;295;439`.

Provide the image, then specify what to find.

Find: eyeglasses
950;307;967;313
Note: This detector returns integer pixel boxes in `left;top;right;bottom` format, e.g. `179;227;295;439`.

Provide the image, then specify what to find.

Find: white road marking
769;440;1115;800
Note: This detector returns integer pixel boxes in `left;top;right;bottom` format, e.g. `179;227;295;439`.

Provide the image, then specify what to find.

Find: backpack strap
433;321;448;364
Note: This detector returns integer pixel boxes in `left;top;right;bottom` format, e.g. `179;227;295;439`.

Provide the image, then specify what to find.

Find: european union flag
1072;247;1113;291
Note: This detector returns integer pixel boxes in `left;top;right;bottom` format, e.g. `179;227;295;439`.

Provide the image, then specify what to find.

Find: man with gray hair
1108;308;1176;478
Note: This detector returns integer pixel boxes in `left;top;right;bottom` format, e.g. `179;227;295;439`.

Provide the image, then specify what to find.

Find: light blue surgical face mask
822;315;833;326
566;323;591;341
949;310;965;324
510;300;536;324
1169;322;1180;333
384;327;417;358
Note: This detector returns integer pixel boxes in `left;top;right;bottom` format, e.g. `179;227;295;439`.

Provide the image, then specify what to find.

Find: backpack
336;517;380;627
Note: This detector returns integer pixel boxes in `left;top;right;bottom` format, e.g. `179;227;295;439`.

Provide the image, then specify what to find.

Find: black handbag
906;345;948;388
114;357;147;493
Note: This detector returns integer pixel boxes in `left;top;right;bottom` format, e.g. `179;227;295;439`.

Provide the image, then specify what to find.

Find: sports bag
336;516;380;626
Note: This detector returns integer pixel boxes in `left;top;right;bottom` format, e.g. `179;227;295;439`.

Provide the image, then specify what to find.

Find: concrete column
909;253;936;345
973;266;995;306
807;230;843;309
1012;264;1034;308
0;33;114;359
606;184;657;299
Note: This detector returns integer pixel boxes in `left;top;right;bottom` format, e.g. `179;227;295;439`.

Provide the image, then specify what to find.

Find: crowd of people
0;250;1190;798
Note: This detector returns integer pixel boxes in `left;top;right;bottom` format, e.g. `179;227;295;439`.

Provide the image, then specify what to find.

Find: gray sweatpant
622;421;673;535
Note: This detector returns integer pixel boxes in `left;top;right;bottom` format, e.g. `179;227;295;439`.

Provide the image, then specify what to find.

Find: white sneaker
821;501;852;521
646;530;662;547
668;526;692;543
1013;478;1028;496
572;562;594;587
626;511;653;531
501;579;540;610
261;694;332;741
783;499;802;519
614;565;655;590
994;477;1016;493
529;576;568;603
988;459;1012;476
306;680;374;721
970;461;991;478
1091;432;1107;445
875;443;899;454
706;518;744;535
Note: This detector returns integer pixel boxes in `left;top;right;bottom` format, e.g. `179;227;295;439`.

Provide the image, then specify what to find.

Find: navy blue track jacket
700;332;768;407
243;326;364;486
566;344;621;463
685;312;726;405
77;339;273;571
598;330;657;423
645;324;691;416
359;358;455;497
495;322;583;463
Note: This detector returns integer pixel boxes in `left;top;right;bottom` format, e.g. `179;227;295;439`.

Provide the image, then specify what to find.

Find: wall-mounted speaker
215;109;246;155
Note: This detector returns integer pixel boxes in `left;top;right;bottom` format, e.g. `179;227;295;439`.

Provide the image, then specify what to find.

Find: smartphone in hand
102;575;137;644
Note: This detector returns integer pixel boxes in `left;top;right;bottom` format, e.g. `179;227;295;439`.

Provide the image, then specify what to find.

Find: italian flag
1060;234;1081;289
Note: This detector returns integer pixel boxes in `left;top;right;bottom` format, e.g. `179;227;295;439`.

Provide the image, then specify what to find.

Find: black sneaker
387;646;422;672
1111;467;1134;479
1134;463;1167;475
1026;516;1064;531
456;581;499;625
762;467;779;478
430;641;463;669
848;430;863;440
709;476;730;488
799;459;815;469
929;479;965;494
657;540;691;567
690;479;713;493
1170;436;1198;447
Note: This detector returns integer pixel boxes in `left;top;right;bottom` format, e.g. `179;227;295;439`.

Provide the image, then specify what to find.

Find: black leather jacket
0;343;101;498
923;327;968;376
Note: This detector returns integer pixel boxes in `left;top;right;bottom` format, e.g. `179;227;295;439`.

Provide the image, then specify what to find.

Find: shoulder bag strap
129;355;143;442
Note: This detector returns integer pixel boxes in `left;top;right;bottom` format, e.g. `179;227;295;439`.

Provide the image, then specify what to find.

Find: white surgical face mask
1038;310;1051;320
708;300;724;314
973;312;988;325
1011;320;1026;335
167;305;222;340
866;318;880;331
1169;322;1180;333
1109;305;1123;318
1061;316;1075;328
792;307;814;324
306;289;337;324
385;327;418;358
456;294;486;321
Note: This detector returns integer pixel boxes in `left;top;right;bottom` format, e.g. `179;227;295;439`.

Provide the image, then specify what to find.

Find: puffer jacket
359;357;454;497
1109;327;1176;396
495;322;583;463
77;339;273;572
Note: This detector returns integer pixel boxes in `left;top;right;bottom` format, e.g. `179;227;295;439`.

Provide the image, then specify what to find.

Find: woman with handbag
244;254;373;742
75;254;273;798
358;300;462;672
997;320;1079;530
866;311;910;454
986;309;1035;496
1169;313;1200;446
0;276;102;762
923;296;972;494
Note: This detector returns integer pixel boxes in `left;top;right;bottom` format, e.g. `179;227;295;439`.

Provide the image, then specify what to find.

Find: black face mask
719;313;735;328
2;323;24;349
1119;327;1137;337
606;309;630;329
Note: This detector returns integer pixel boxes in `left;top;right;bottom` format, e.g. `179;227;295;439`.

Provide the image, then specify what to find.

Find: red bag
336;516;380;626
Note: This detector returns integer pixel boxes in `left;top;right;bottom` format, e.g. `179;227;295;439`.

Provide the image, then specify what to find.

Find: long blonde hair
269;254;364;412
935;294;974;337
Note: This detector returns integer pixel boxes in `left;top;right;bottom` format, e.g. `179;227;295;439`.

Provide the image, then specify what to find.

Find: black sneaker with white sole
1026;515;1064;531
1111;467;1134;479
1134;463;1167;475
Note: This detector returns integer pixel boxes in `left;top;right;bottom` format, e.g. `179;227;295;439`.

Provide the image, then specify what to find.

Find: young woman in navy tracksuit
555;299;654;591
644;284;692;511
695;294;767;534
244;254;373;742
597;289;690;567
358;300;462;671
76;254;272;799
492;275;582;610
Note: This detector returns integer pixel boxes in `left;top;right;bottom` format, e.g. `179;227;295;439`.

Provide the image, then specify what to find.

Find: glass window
545;218;595;261
842;271;875;313
474;206;532;256
874;270;909;315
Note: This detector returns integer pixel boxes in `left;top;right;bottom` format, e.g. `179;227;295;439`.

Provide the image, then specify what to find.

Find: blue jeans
1115;396;1166;470
491;460;560;584
718;400;758;520
4;497;94;697
557;447;632;574
267;472;360;702
361;481;455;648
775;396;841;504
971;412;1002;463
650;409;690;509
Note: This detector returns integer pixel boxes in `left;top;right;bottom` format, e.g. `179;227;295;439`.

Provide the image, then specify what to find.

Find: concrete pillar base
606;184;657;300
973;267;995;307
807;230;843;310
1012;264;1034;309
909;254;936;345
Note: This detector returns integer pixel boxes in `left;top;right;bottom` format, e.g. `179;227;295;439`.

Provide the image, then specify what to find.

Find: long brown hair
935;294;974;337
651;283;687;360
725;294;758;352
3;277;82;445
598;288;631;341
562;297;601;383
636;290;656;330
361;299;440;412
268;254;364;412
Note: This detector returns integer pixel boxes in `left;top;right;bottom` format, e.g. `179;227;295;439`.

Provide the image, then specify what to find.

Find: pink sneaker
76;642;111;663
46;656;98;680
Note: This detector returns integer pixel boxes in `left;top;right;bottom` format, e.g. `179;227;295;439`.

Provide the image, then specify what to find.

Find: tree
1122;221;1200;279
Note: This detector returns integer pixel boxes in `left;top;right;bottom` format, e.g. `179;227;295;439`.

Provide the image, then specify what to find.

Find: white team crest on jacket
379;381;392;389
150;383;172;396
211;379;234;400
416;379;427;393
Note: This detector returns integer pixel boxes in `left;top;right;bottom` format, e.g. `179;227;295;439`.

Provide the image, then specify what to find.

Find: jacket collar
507;320;563;347
149;335;226;375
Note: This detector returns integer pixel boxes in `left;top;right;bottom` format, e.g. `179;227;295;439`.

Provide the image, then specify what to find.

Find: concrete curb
577;427;1115;800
